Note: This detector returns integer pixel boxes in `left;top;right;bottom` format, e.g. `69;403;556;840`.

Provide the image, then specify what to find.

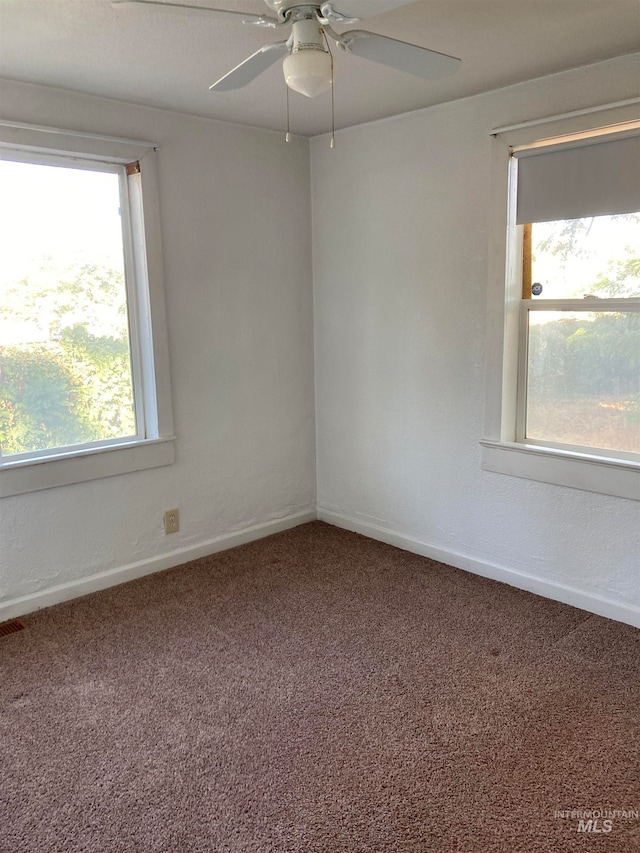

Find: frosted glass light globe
283;49;332;98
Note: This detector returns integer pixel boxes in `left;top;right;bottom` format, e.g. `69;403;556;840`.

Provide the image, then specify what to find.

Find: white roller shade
515;132;640;224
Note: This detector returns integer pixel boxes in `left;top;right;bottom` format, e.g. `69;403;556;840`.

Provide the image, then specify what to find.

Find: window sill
0;437;176;498
480;439;640;501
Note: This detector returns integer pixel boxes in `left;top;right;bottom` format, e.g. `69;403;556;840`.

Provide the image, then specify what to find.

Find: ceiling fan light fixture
120;1;462;111
283;47;332;97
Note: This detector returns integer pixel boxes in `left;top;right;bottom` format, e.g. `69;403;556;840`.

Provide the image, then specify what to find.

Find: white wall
312;54;640;625
0;80;316;612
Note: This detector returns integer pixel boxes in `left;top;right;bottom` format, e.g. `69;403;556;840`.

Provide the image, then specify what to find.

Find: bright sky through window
0;159;124;273
530;214;640;302
1;160;127;342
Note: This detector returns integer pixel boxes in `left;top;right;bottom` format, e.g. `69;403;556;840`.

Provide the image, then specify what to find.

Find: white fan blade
113;1;277;28
210;42;289;91
326;0;419;19
341;31;460;79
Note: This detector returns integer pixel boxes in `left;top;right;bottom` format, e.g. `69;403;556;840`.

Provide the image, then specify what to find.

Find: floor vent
0;618;27;638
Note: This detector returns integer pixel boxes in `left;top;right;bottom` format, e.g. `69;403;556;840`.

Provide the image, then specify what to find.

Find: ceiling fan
114;0;461;99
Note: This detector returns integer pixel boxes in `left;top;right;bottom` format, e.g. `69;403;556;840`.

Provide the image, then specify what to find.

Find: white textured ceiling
0;0;639;137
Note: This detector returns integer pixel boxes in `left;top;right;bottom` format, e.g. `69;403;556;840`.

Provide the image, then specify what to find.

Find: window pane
0;159;137;457
526;311;640;454
530;213;640;300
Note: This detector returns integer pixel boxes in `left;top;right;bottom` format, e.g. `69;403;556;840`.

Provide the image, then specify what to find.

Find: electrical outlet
164;508;179;534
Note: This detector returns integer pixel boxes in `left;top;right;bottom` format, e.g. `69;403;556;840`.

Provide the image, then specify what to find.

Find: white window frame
0;121;175;497
481;103;640;502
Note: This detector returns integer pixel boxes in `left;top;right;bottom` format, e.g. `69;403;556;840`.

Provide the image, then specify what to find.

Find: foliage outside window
0;129;174;497
522;213;640;458
0;159;140;458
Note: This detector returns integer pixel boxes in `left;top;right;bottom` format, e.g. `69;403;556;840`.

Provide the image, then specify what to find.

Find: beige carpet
1;521;639;852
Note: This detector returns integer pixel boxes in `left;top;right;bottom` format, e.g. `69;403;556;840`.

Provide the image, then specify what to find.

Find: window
519;214;639;459
0;124;174;497
482;111;640;501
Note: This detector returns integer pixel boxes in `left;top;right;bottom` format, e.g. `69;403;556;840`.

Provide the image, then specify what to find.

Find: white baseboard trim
318;508;640;629
1;509;317;622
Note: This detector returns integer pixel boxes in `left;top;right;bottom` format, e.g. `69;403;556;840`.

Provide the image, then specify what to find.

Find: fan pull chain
322;30;336;148
285;83;291;143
